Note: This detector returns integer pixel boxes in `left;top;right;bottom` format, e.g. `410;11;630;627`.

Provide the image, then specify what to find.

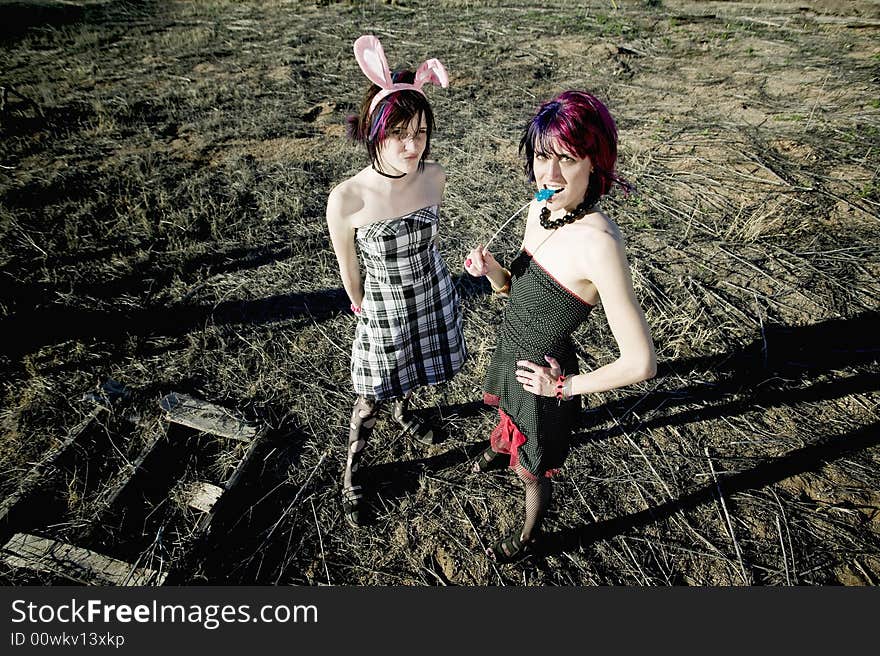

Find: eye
535;152;548;160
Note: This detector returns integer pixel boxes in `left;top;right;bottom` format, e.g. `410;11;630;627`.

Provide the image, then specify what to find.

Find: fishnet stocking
515;465;551;542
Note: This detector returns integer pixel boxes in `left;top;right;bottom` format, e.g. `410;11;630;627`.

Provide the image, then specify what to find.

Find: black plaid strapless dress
351;205;466;400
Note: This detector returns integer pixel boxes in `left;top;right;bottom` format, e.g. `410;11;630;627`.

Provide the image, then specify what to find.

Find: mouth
545;186;565;200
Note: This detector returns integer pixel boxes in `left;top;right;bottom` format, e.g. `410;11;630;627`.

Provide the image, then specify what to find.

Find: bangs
531;113;593;160
369;91;431;143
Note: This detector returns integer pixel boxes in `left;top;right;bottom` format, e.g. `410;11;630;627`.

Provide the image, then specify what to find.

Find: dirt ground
0;0;878;585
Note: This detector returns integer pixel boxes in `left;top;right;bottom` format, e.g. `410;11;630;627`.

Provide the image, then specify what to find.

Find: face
377;114;428;175
533;139;592;212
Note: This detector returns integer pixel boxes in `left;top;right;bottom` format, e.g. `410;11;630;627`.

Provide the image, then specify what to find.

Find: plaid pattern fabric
351;205;466;400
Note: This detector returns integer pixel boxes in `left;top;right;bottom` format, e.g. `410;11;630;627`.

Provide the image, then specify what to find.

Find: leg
471;445;509;473
487;465;551;563
391;393;434;445
342;395;381;527
517;464;551;542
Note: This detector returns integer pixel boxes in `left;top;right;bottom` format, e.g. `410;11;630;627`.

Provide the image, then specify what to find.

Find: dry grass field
0;0;878;586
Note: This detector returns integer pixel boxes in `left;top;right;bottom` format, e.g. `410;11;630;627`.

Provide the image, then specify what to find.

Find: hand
515;356;562;397
464;245;497;277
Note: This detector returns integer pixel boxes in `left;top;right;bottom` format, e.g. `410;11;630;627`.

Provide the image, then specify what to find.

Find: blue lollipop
469;188;562;265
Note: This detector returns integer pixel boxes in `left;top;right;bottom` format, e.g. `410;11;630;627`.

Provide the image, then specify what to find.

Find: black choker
540;201;593;230
372;165;406;179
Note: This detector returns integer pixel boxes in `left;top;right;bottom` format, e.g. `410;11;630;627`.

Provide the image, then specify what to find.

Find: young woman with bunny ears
326;36;466;528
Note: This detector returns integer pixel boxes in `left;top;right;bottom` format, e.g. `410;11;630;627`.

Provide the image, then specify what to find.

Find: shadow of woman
574;310;880;441
540;419;880;557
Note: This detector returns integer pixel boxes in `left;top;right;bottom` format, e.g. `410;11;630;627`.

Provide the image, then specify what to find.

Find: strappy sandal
486;532;538;564
341;485;365;528
471;446;509;473
396;414;434;445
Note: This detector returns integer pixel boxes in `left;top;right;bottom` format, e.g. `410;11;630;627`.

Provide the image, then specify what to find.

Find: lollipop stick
484;201;530;250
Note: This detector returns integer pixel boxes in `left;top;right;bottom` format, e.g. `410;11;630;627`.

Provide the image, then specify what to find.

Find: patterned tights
516;465;551;541
343;393;412;489
344;396;380;489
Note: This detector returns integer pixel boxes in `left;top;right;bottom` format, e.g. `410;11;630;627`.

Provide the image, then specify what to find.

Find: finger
516;360;539;373
544;355;561;376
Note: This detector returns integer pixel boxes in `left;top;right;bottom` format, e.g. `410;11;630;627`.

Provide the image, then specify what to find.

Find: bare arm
326;187;364;308
515;226;656;398
568;230;656;394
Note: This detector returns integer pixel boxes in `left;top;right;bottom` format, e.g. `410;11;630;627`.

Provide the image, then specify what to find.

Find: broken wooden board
92;422;167;515
0;406;104;526
1;533;166;586
160;392;258;442
179;481;224;513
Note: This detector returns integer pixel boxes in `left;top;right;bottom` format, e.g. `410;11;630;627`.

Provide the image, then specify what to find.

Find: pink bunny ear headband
353;35;449;117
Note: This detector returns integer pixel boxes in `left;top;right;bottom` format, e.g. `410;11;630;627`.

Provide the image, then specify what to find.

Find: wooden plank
0;407;103;525
180;481;224;513
1;533;166;586
95;423;167;513
195;428;268;534
160;392;258;442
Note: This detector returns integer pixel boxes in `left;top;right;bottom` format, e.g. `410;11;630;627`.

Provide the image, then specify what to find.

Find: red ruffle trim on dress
483;393;556;480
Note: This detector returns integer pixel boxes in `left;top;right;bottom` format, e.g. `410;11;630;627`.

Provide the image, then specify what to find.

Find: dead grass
0;0;878;585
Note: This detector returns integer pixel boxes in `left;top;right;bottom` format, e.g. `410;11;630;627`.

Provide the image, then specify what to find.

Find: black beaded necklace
539;200;593;230
372;165;406;179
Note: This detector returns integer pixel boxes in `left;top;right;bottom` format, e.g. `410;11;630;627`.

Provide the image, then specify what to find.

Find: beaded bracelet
490;268;512;295
554;375;572;401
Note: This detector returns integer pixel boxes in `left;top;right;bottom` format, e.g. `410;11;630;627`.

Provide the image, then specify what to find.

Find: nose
404;137;420;153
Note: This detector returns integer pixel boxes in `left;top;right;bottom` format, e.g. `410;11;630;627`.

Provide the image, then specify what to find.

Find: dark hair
347;70;435;172
519;90;628;208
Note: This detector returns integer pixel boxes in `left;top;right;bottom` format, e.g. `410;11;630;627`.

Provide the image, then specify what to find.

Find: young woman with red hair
465;90;656;563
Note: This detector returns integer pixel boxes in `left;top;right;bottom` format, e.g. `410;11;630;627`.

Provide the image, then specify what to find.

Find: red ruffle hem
482;393;556;480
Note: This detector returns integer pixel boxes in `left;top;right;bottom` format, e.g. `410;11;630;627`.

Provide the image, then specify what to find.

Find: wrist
490;268;511;295
554;374;573;401
350;302;362;316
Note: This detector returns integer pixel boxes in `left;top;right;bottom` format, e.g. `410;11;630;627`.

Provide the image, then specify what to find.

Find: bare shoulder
326;176;365;224
421;160;446;189
571;211;629;279
581;210;624;252
419;160;446;204
422;160;446;179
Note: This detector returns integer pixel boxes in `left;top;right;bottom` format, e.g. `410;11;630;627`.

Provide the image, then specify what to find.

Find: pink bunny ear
353;35;450;116
353;35;393;89
414;58;449;90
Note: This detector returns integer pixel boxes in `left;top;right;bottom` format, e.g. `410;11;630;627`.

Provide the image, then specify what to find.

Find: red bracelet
554;375;566;400
350;303;362;316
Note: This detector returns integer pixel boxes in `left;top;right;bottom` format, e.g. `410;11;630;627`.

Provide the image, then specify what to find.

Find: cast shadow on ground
374;311;880;530
573;310;880;444
0;274;486;366
540;418;880;558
